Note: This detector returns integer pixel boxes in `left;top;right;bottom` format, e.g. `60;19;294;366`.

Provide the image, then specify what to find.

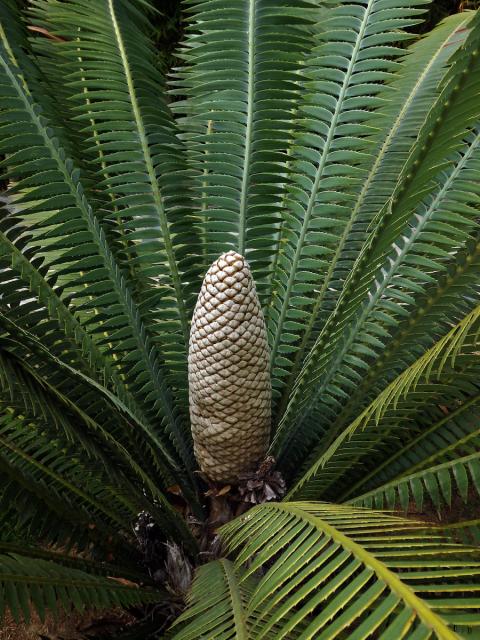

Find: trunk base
195;456;286;556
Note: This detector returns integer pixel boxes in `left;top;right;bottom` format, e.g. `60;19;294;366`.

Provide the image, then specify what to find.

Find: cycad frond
1;0;480;635
29;0;201;371
0;349;179;551
0;0;81;165
0;338;197;548
171;559;253;640
350;451;480;513
220;502;480;639
0;311;178;477
0;25;193;471
173;0;317;292
342;390;480;501
290;302;480;500
320;233;480;465
0;413;139;548
0;199;199;504
271;11;473;418
282;125;480;470
0;541;147;583
0;552;161;624
274;10;480;461
268;0;428;399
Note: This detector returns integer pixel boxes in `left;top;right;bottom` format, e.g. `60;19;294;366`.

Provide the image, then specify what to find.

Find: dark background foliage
150;0;184;70
14;0;480;72
420;0;480;31
153;0;480;70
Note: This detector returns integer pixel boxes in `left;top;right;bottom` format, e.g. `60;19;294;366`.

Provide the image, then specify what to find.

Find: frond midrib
0;43;191;467
220;559;248;640
348;450;480;507
299;127;480;455
0;435;126;528
289;301;480;499
275;14;473;416
275;11;480;451
251;503;458;640
106;0;190;347
0;566;146;591
237;0;255;256
269;0;376;373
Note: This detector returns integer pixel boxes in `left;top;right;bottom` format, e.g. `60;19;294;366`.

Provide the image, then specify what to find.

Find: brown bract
188;251;271;482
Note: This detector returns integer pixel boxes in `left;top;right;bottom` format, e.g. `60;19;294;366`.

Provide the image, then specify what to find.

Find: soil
0;609;136;640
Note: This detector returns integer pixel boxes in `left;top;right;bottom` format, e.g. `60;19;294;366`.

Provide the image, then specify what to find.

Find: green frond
341;390;480;502
171;559;254;640
349;451;480;513
0;341;198;549
1;1;480;635
0;541;147;584
0;24;194;472
0;198;199;504
0;414;138;545
337;121;480;394
172;0;317;293
346;302;480;438
318;234;480;461
0;470;125;555
0;198;159;444
267;0;430;399
279;123;480;475
221;502;480;639
0;0;81;165
289;303;480;500
274;8;480;460
271;11;473;419
0;351;164;549
29;0;202;372
273;14;480;470
0;552;162;624
0;215;113;381
0;311;178;478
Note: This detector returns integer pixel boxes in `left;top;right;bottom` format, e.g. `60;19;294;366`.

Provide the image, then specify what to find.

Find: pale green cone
189;251;271;483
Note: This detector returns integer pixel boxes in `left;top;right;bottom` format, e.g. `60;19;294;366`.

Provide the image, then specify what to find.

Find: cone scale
188;251;271;483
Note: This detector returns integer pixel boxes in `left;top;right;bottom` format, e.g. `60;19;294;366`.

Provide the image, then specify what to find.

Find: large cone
189;251;271;482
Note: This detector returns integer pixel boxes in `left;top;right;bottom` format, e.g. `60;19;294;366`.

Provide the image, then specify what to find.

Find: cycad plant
1;0;480;637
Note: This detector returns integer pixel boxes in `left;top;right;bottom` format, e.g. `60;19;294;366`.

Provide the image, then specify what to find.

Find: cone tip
210;250;249;273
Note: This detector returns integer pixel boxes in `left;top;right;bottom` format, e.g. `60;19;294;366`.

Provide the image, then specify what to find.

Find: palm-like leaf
273;8;480;469
213;503;480;638
274;6;480;440
349;451;480;512
289;302;480;501
273;8;474;423
0;552;161;624
173;0;318;295
171;560;254;640
0;542;147;582
30;0;201;363
0;341;197;550
268;0;428;399
342;389;480;501
0;16;195;473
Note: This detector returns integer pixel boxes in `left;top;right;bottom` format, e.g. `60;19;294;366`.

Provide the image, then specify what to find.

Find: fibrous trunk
189;251;271;483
